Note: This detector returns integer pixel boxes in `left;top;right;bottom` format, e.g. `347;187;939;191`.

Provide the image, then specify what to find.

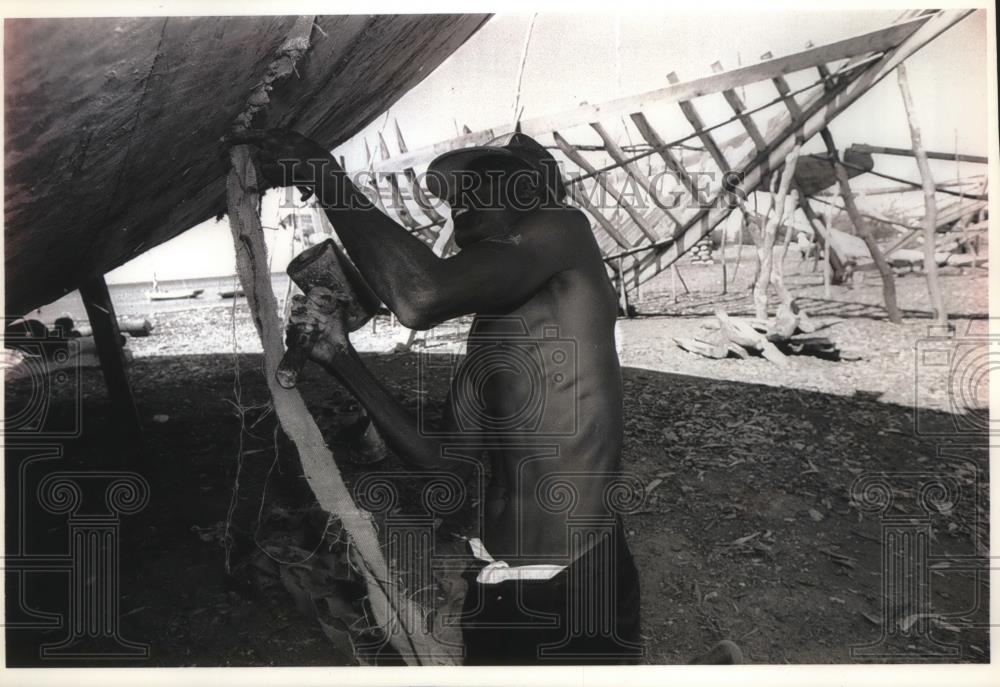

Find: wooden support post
666;71;731;174
720;210;728;294
79;275;142;450
774;189;799;302
820;129;903;323
732;213;746;284
617;256;632;317
751;147;800;320
709;58;762;296
823;215;833;298
780;191;797;264
951;133;975;255
898;63;947;325
674;263;691;295
799;194;846;281
227;145;450;664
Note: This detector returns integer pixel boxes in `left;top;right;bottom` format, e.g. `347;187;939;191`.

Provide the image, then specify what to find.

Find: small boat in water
218;288;245;299
146;288;204;301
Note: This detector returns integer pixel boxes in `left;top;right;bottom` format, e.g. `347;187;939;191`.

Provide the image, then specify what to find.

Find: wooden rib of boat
367;10;974;294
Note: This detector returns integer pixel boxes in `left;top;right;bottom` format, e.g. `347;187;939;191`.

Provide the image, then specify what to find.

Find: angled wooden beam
362;138;389;214
711;61;767;151
666;71;730;173
851;143;988;165
553;130;661;242
376;132;438;245
805;41;834;82
589;121;683;227
376;132;420;230
79;275;141;453
374;14;934;173
629;112;700;198
821;127;903;323
567;182;639;251
394;120;447;226
760;51;803;120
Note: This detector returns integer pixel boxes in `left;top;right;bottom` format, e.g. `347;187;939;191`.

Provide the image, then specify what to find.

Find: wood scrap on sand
675;302;860;364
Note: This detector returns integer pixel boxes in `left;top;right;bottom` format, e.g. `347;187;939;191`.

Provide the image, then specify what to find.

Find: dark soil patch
5;342;989;665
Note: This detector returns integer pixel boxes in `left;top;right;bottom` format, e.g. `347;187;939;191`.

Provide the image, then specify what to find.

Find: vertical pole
731;213;746;285
823;210;832;298
617;256;631;317
800;195;845;281
898;63;947;325
79;275;141;453
674;264;691;295
821;129;903;324
720;215;728;295
753;147;800;321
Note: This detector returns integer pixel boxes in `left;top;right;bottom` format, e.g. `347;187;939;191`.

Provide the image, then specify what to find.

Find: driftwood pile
675;302;858;365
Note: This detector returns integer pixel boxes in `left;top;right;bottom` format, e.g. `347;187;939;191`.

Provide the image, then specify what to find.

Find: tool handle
276;316;347;389
276;343;309;389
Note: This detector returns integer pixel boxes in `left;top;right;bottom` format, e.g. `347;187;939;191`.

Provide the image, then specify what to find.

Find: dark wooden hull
4;15;488;315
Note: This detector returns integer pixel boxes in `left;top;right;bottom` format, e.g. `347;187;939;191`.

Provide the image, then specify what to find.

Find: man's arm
309;159;589;329
321;346;485;481
292;293;476;476
227;130;588;329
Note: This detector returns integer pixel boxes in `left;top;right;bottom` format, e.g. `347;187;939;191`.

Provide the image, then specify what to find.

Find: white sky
107;9;990;283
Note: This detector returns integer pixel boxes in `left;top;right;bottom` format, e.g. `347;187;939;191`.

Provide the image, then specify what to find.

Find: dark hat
425;132;567;205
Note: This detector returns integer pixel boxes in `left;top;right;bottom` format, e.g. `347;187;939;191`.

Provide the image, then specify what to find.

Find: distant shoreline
27;273;294;325
105;272;289;288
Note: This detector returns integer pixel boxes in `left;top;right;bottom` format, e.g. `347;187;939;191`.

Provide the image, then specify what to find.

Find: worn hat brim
425;146;533;202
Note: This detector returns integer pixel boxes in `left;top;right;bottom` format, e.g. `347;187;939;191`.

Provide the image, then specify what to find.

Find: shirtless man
229;129;640;664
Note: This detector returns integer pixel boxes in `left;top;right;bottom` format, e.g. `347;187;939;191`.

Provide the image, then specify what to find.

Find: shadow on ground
4;352;990;665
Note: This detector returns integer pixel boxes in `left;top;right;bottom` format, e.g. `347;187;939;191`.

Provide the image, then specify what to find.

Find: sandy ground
4;253;990;665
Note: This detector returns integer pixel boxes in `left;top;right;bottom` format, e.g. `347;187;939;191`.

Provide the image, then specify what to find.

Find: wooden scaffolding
360;9;976;301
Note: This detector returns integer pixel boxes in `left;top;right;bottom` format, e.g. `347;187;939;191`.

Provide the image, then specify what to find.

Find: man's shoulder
519;205;591;236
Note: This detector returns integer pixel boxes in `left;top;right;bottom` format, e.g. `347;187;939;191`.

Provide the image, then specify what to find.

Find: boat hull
146;289;204;301
4;15;489;316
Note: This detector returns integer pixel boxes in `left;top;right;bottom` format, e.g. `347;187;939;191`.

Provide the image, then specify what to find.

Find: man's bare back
457;210;625;564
